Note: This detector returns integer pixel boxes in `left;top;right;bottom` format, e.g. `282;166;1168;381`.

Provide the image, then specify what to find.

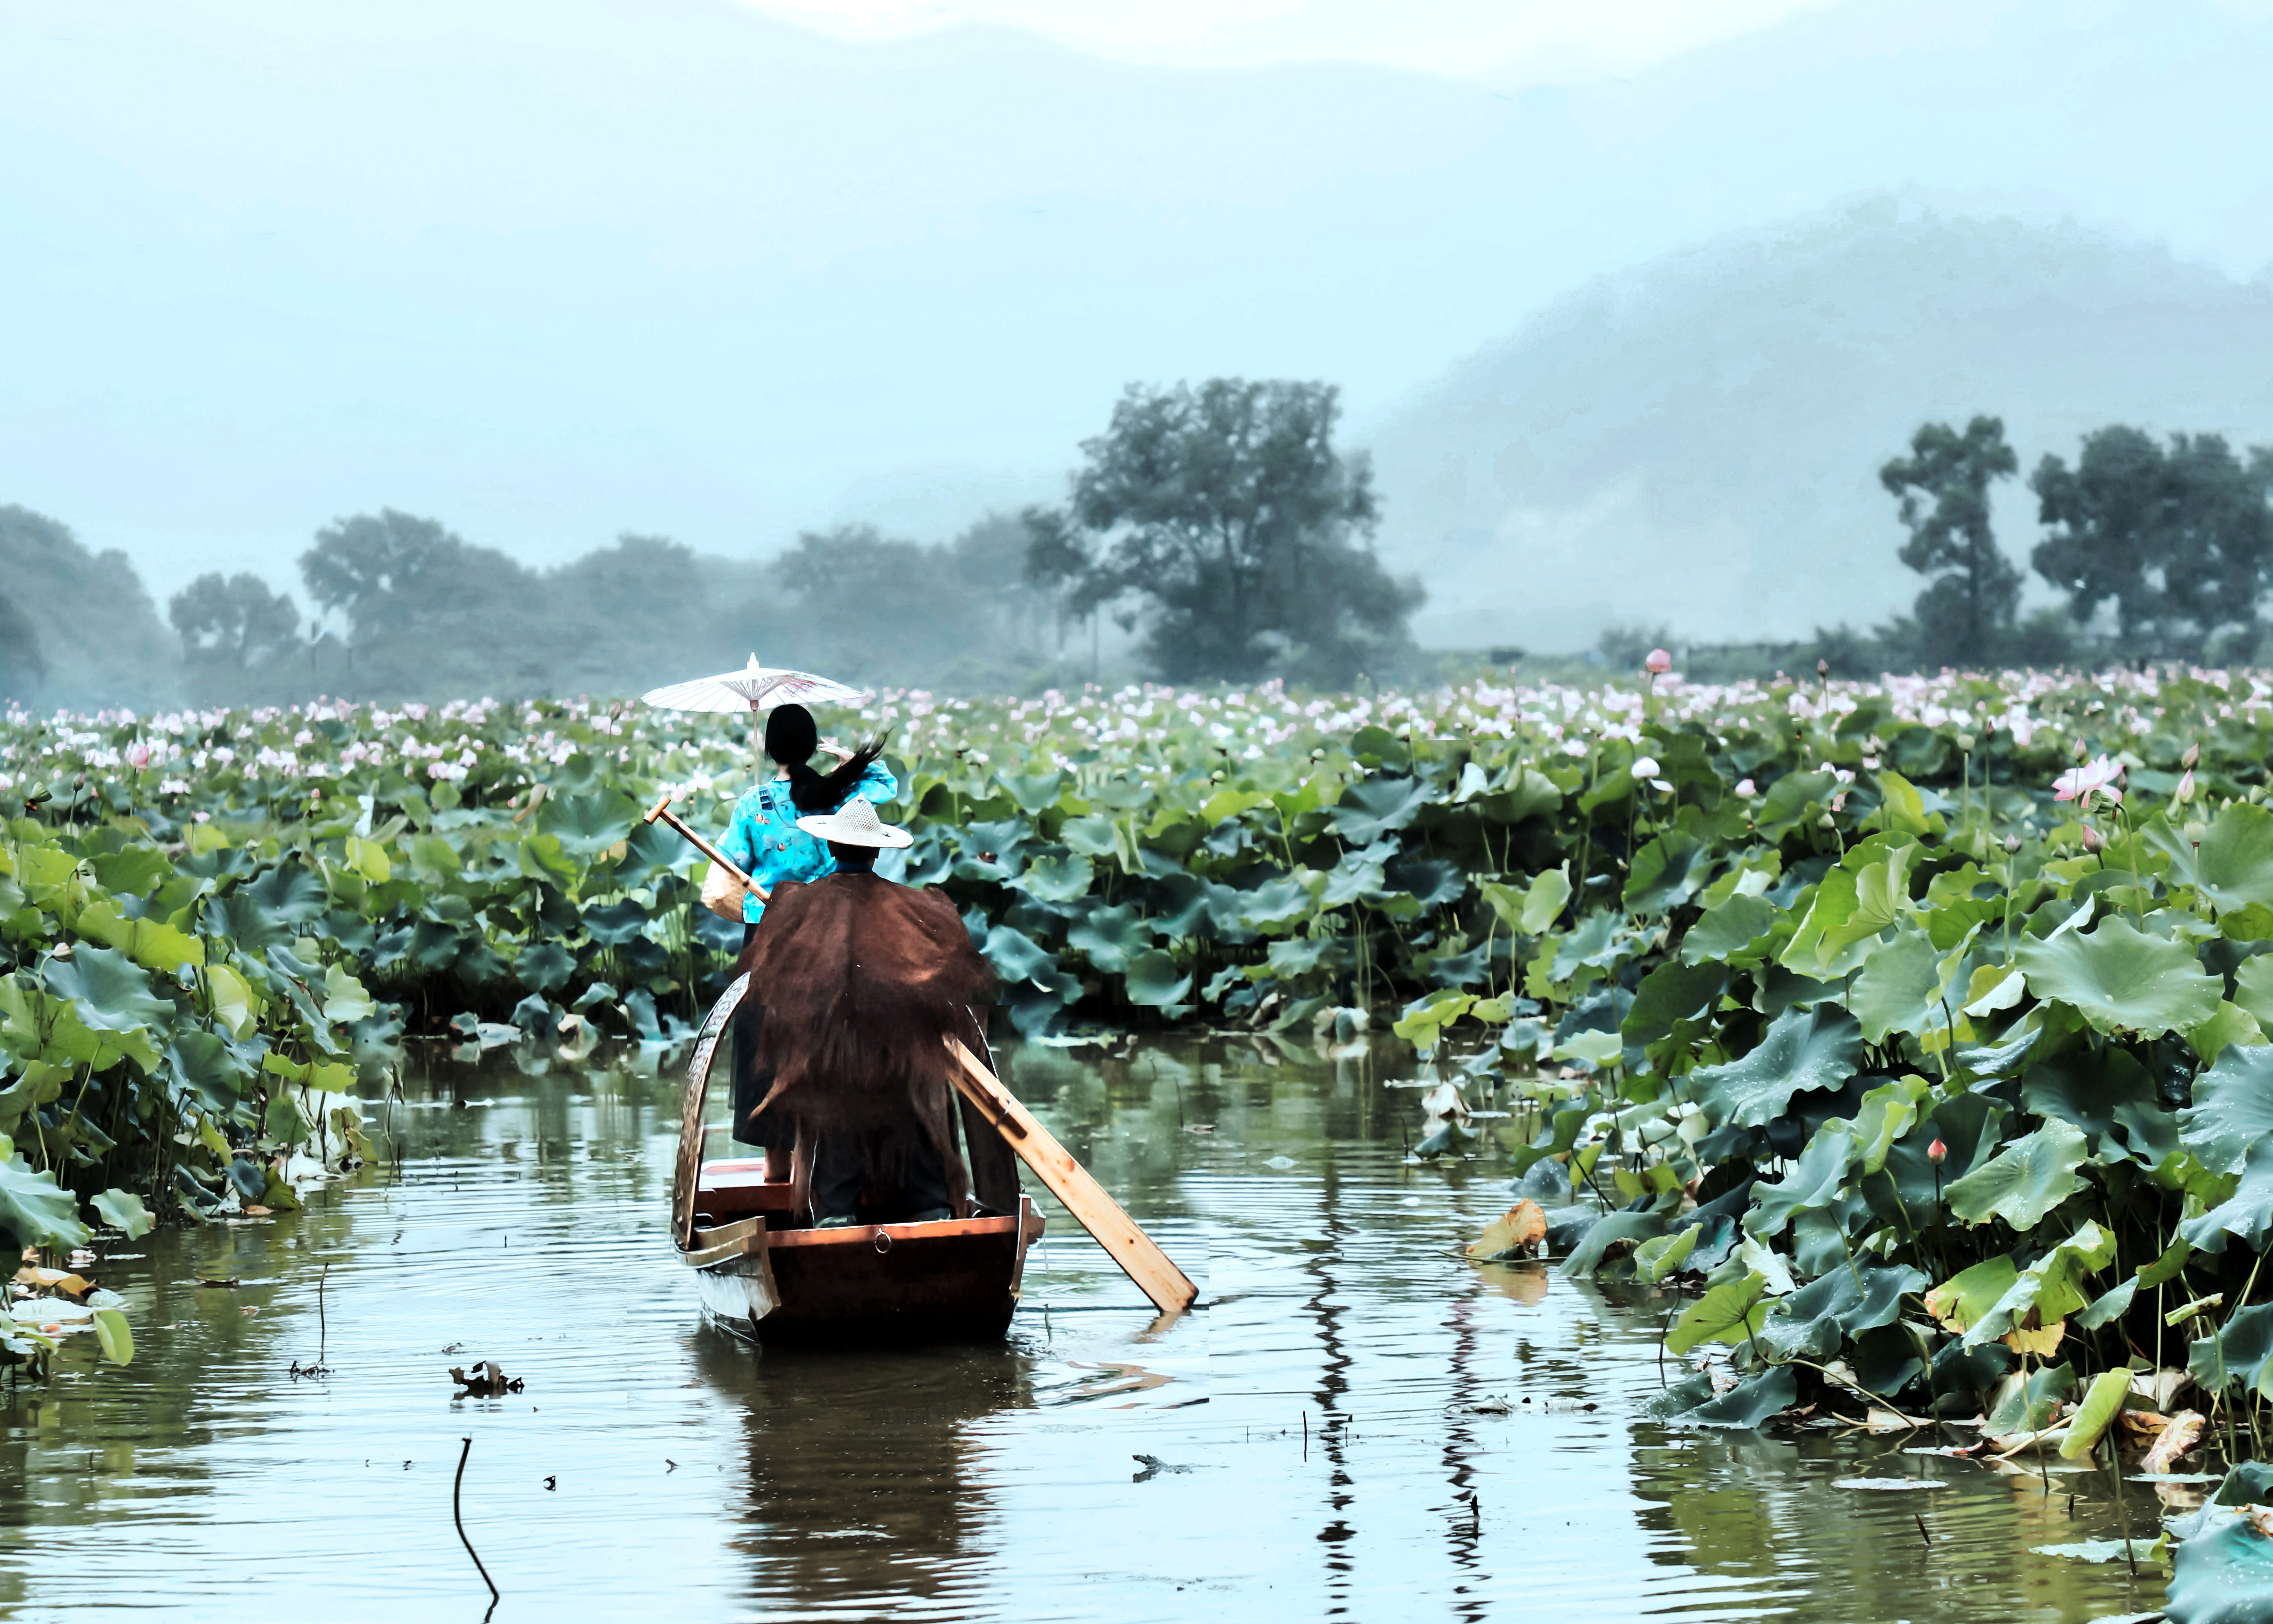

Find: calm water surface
0;1036;2169;1621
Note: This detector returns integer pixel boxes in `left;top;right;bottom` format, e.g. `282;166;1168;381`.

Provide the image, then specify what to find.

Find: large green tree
2030;427;2273;658
1879;416;2021;667
168;572;302;669
1025;379;1421;685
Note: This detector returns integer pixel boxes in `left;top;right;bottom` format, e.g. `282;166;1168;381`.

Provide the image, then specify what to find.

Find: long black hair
764;702;892;814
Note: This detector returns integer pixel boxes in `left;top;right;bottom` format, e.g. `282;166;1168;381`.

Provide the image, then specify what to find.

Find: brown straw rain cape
738;872;996;1209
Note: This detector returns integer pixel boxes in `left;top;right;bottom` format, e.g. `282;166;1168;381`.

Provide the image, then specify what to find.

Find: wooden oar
644;792;770;904
944;1036;1198;1316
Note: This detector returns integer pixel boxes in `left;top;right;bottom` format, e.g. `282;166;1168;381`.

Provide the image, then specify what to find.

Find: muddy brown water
0;1036;2174;1621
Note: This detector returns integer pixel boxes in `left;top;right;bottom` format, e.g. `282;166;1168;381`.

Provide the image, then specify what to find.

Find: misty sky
5;0;2273;639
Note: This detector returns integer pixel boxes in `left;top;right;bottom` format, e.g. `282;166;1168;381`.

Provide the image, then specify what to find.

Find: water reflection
0;1033;2169;1621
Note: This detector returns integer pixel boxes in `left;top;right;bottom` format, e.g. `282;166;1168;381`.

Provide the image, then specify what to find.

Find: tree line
0;375;1421;707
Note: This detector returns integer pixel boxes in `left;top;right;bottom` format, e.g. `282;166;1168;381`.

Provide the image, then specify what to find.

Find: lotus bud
1816;658;1829;678
2003;834;2021;853
126;740;153;770
2074;739;2089;761
2080;824;2104;852
1733;778;1757;799
2176;767;2197;804
1955;732;1975;753
1645;648;1671;675
1817;812;1836;829
1630;755;1661;781
1927;1138;1947;1165
2184;742;2201;769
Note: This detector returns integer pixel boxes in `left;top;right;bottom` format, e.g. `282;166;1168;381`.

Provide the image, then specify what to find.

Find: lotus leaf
1624;830;1710;916
1943;1119;2090;1230
90;1188;154;1239
1622;961;1727;1047
2022;1046;2159;1141
1328;776;1434;845
2188;1303;2273;1399
1963;1221;2117;1346
2016;914;2221;1037
1847;923;1946;1044
1925;1254;2020;1333
1549;912;1627;982
1745;1121;1855;1236
43;946;170;1034
981;925;1057;988
1631;1223;1701;1284
1123;950;1192;1009
1558;1209;1669;1279
536;791;642;860
514;941;574;995
1393;991;1473;1055
2181;1043;2273;1174
1689;1005;1862;1129
1680;893;1778;967
241;862;330;925
1666;1271;1772;1355
1066;905;1150;974
2179;1138;2273;1255
1684;1365;1799;1429
0;1156;86;1250
2166;1510;2273;1624
1017;854;1095;904
2194;802;2273;915
165;1032;249;1116
1984;1361;2076;1434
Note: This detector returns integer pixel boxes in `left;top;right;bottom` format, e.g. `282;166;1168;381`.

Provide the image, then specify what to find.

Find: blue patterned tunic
716;761;898;923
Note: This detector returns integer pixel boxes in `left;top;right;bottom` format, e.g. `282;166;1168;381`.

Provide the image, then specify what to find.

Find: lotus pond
11;665;2273;1611
0;1037;2184;1621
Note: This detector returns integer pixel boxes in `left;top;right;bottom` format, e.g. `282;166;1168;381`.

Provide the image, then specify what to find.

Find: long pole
944;1037;1197;1316
643;794;770;903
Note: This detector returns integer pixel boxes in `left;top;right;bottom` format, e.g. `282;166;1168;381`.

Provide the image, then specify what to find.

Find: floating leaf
89;1189;153;1240
1468;1200;1547;1262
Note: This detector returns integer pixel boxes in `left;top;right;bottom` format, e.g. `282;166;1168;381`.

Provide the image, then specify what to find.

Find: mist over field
6;0;2273;701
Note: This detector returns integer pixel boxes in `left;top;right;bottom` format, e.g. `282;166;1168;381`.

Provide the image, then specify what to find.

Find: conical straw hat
794;795;913;849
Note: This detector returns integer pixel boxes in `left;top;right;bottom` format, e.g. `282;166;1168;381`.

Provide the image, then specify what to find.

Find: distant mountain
1360;201;2273;650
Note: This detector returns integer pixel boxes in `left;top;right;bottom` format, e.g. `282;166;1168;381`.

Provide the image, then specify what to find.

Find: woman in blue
721;702;895;1150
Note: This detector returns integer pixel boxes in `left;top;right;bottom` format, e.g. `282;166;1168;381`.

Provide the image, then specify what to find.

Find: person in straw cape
706;701;896;1156
735;793;996;1227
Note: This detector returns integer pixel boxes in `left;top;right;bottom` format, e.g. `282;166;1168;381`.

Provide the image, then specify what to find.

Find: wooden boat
671;974;1048;1346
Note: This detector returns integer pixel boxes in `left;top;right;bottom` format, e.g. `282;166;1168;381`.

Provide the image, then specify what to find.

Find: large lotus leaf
240;861;329;925
1849;1075;1932;1175
43;946;171;1033
1235;875;1316;933
1985;1361;2076;1434
1622;960;1727;1047
2023;1046;2159;1141
1016;854;1095;905
200;892;289;957
1745;1120;1856;1238
1848;923;1945;1044
1549;912;1630;982
1060;904;1145;974
1689;1004;1862;1129
580;901;648;948
609;819;689;885
88;846;172;898
2194;802;2273;916
1151;873;1251;943
980;925;1056;989
1666;1271;1772;1355
1943;1118;2090;1230
1680;893;1779;967
1757;1269;1862;1361
2179;1137;2273;1255
1057;815;1120;858
2187;1302;2273;1399
2166;1508;2273;1624
997;770;1066;816
1925;1254;2020;1333
1558;1209;1668;1279
2231;954;2273;1035
536;791;642;860
1963;1220;2117;1346
2016;915;2221;1038
0;1156;87;1250
1123;949;1192;1009
165;1030;250;1116
2181;1043;2273;1175
91;1187;155;1240
1328;776;1435;845
1682;1365;1799;1430
75;900;205;976
1632;1224;1701;1284
515;941;574;995
1783;837;1916;974
1517;866;1572;934
1385;855;1465;912
1623;830;1709;916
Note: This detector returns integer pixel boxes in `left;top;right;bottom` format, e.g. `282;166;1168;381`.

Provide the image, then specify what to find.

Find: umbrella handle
642;794;770;903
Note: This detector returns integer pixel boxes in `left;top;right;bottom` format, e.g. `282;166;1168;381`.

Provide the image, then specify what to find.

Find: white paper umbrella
639;656;865;714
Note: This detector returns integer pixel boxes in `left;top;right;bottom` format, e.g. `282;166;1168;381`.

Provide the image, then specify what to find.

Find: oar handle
644;793;770;903
944;1036;1197;1316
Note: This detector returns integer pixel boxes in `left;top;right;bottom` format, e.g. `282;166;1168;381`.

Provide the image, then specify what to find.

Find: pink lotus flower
2052;754;2124;809
1645;648;1672;675
1927;1138;1947;1165
1733;778;1757;799
125;741;153;770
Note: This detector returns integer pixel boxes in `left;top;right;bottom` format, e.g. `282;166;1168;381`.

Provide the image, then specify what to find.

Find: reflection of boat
672;975;1045;1346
